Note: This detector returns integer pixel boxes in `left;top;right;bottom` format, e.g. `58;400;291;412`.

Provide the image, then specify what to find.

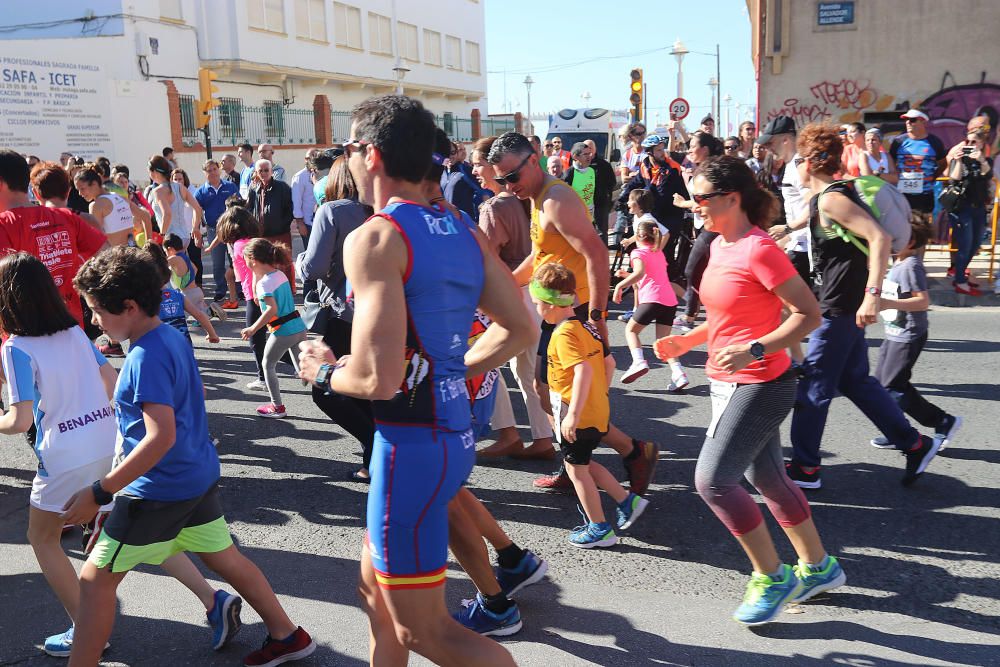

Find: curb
928;277;1000;307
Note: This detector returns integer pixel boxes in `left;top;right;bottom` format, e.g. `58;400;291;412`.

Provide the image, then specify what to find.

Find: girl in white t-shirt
0;252;118;653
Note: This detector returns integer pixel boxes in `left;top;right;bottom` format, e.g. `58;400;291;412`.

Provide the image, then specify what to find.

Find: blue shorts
366;424;475;589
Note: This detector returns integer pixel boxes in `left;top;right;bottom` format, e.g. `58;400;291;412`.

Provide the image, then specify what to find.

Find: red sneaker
256;404;287;419
954;283;982;296
220;299;239;310
243;627;315;666
623;441;659;496
532;468;573;490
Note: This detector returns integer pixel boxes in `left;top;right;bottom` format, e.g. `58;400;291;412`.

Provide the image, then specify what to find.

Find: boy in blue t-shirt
65;245;314;666
872;224;962;451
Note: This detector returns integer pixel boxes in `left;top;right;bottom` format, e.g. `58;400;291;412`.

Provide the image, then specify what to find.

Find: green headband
529;279;575;307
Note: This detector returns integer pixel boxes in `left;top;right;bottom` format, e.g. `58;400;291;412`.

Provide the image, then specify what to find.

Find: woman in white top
72;164;151;247
147;155;203;246
858;128;898;184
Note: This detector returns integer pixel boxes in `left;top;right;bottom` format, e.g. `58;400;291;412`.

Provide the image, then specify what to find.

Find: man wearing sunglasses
297;95;530;666
889;109;947;233
488;132;660;495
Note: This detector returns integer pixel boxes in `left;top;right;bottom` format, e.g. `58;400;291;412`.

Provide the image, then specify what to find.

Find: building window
424;29;441;66
179;94;197;138
248;0;285;33
160;0;183;21
445;35;462;70
368;12;392;55
465;41;480;73
264;100;285;138
294;0;326;41
218;97;245;135
398;22;418;62
333;2;362;49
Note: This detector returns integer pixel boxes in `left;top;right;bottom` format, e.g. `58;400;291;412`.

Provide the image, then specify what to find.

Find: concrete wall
757;0;1000;149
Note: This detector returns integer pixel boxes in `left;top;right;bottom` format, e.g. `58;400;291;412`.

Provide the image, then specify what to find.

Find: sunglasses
544;143;553;148
793;156;806;167
344;138;370;155
495;153;533;186
691;191;732;205
724;145;740;151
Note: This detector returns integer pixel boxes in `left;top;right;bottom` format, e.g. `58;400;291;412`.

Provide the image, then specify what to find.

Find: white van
546;108;628;163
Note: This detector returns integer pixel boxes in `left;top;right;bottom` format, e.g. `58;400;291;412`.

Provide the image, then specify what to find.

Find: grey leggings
263;331;306;406
694;371;811;536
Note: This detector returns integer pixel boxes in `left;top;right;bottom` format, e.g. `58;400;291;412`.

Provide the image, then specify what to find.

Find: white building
0;0;496;178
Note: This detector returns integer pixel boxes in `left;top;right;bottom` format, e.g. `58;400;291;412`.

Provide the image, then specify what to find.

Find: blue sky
483;0;757;135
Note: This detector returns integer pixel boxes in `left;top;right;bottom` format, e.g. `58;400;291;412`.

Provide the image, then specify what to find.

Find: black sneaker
934;414;962;452
785;461;822;489
902;435;940;486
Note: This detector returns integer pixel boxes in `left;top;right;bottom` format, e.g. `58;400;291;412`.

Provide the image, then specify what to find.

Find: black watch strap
91;480;114;506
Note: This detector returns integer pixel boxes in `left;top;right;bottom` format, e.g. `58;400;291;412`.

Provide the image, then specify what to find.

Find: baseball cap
900;109;930;122
700;114;715;125
756;116;796;144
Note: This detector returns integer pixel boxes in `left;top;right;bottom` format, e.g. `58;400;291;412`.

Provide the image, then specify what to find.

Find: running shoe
954;282;982;296
623;441;658;496
616;492;649;531
618;310;634;322
207;590;243;651
452;594;523;636
869;435;893;449
568;521;618;549
902;434;940;486
792;556;846;603
496;551;549;598
785;461;822;490
732;564;802;626
934;414;962;451
672;317;693;333
667;367;690;391
43;626;110;658
98;342;125;357
220;299;240;310
621;359;649;384
533;468;573;491
256;403;287;419
246;379;267;390
208;302;228;322
243;626;315;666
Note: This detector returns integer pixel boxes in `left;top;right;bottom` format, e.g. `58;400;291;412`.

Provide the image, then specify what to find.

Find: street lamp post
723;93;732;135
670;39;688;100
708;77;719;131
392;61;410;95
582;90;591;107
523;75;534;135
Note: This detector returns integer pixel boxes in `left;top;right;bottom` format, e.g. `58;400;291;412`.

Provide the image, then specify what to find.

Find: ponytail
242;237;291;268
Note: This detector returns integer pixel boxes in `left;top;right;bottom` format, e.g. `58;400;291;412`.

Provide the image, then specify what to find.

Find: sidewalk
923;244;1000;307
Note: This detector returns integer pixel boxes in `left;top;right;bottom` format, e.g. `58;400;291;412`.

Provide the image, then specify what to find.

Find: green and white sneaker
616;492;649;530
732;564;802;626
792;555;846;602
568;521;618;549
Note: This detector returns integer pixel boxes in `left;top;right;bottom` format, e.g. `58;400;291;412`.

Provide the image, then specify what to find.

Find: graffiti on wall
766;73;999;149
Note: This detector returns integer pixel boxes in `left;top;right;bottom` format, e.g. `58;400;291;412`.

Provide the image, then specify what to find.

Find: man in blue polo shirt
194;159;238;303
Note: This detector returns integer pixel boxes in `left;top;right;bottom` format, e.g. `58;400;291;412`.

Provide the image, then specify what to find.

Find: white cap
900;109;930;122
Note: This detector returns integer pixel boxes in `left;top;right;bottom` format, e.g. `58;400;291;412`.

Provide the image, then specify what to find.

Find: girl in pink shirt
612;218;687;387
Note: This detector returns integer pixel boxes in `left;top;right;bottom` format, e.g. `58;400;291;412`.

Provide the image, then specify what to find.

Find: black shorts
538;304;610;384
560;427;606;465
631;302;676;326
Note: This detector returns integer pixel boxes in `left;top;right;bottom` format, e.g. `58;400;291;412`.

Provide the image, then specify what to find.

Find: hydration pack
818;176;912;255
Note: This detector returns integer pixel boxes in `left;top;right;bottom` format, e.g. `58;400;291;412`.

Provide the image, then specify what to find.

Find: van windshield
545;133;610;160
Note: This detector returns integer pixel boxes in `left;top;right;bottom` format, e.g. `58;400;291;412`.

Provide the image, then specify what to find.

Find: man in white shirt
759;116;811;285
291;148;320;242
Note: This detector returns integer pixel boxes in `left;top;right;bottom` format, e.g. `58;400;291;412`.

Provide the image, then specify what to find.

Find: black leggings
312;318;375;468
683;230;717;319
246;300;267;381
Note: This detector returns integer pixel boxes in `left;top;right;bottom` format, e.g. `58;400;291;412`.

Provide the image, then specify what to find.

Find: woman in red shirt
655;156;845;626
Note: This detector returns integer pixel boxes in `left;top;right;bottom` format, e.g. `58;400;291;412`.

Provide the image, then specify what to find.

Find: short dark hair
351;94;436;183
487;132;534;165
202;159;220;171
238;142;253;153
628;188;654;214
426;128;451;183
111;163;130;178
0;252;77;336
909;219;932;250
0;149;30;193
73;246;163;317
162;147;174;157
162;233;185;251
692;131;725;157
30;162;71;200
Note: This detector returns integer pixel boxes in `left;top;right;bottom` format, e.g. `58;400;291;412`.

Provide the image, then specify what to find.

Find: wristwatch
315;363;334;390
91;480;114;506
866;286;882;296
748;340;766;361
589;309;607;322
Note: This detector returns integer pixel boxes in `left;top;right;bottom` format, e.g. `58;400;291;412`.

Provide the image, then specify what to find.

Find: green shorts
88;482;233;573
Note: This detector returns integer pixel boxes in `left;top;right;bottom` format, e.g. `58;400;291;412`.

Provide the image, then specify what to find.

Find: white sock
668;359;683;372
630;347;645;364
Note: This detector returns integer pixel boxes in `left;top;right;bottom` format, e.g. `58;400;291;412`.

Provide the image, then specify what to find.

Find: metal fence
331;111;352;143
180;97;316;146
433;115;474;142
481;117;515;137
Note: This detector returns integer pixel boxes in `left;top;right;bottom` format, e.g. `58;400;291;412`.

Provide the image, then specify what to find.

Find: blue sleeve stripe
4;345;37;404
91;343;109;367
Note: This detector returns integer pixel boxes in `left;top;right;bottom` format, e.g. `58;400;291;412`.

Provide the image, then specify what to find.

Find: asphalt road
1;296;998;666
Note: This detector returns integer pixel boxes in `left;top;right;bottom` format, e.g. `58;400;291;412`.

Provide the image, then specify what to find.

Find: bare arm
129;199;152;240
560;361;592;444
859;153;874;176
0;400;33;434
99;363;117;401
820;191;891;328
180;185;204;229
544;189;610;313
511;252;535;287
879;290;929;312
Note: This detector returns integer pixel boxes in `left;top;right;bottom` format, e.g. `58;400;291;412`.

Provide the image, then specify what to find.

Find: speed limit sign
668;97;690;120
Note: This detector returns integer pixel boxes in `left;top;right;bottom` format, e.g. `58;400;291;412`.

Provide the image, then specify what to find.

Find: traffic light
629;68;643;122
196;68;220;129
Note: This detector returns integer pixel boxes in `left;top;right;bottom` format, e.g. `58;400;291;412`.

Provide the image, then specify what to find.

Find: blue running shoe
453;594;523;636
732;564;802;626
496;550;549;598
207;589;243;650
568;521;618;549
792;556;846;603
616;493;649;531
43;626;110;658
